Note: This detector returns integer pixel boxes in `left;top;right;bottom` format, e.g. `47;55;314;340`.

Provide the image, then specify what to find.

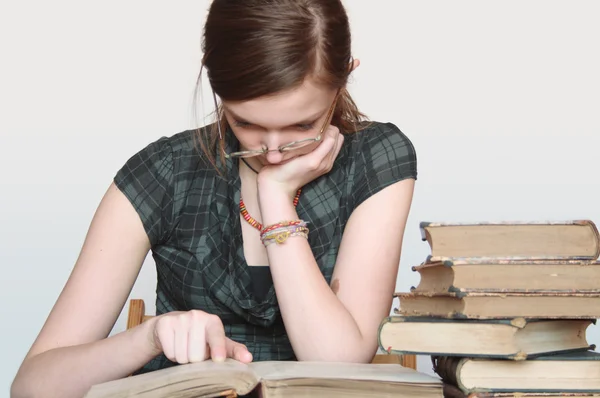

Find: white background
1;1;599;396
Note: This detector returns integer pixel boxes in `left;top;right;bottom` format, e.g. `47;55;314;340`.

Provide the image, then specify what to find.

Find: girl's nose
264;149;286;164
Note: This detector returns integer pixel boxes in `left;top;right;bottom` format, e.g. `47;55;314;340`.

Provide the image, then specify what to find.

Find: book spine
377;316;393;353
419;221;432;242
586;219;600;259
443;383;467;398
433;356;482;394
431;356;461;387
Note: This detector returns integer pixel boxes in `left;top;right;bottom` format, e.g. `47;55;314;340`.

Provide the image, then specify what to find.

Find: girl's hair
193;0;368;170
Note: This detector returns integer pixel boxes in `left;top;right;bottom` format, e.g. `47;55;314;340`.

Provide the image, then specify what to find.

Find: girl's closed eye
235;120;314;131
234;120;252;128
296;123;315;131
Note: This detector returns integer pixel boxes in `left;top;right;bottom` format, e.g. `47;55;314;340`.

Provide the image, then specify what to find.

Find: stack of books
379;220;600;397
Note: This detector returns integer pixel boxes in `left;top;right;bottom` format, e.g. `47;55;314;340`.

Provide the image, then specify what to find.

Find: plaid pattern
114;121;417;374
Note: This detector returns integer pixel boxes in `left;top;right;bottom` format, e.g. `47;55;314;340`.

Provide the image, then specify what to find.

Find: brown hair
193;0;368;171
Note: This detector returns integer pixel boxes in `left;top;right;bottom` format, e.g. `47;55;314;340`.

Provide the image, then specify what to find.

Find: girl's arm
12;182;253;398
258;125;416;362
11;183;157;398
260;178;414;362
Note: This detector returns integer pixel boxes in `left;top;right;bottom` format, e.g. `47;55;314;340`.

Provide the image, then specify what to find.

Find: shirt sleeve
113;136;175;246
351;122;417;210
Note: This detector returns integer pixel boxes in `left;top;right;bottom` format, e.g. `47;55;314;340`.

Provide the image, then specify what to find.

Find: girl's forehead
222;80;337;126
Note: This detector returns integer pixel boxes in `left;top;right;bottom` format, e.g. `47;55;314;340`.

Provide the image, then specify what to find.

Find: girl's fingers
226;338;253;363
204;315;227;362
187;319;208;363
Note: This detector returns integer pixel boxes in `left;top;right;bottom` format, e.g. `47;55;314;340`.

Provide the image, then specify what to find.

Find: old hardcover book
395;291;600;319
378;316;593;359
419;220;600;260
411;257;600;293
83;359;443;398
442;382;600;398
433;351;600;394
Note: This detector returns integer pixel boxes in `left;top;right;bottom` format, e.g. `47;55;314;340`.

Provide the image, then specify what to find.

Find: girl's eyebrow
225;107;325;127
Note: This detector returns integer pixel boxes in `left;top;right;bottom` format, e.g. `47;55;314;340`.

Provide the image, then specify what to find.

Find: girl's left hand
256;125;344;200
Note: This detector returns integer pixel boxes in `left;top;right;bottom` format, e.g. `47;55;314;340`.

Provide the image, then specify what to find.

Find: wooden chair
126;299;417;369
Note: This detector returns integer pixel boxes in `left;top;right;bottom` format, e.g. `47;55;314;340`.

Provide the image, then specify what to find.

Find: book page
85;359;258;398
249;361;441;385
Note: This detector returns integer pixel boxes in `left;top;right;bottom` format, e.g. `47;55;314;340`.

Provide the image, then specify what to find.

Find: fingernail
213;355;225;362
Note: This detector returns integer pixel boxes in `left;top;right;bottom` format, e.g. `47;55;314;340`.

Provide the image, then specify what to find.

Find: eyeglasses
214;92;339;159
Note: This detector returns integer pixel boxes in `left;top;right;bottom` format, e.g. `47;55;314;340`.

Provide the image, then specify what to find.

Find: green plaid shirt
114;121;417;374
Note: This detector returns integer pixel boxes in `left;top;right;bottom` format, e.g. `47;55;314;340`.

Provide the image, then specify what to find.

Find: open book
84;359;443;398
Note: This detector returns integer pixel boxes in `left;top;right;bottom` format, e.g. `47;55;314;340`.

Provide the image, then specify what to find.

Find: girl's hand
257;125;344;199
146;310;253;364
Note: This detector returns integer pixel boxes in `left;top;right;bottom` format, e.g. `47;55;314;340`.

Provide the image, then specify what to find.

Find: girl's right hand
147;310;253;364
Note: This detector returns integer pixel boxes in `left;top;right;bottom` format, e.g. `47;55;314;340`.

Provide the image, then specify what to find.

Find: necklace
238;157;301;231
241;158;259;174
240;189;301;231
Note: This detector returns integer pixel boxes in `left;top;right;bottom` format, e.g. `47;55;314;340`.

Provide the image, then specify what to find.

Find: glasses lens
280;139;317;152
226;151;250;158
228;145;267;157
235;151;262;158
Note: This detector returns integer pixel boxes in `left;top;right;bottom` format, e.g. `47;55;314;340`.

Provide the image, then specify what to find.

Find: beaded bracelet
261;226;309;243
260;220;305;235
261;224;308;239
260;220;307;237
262;228;309;246
260;220;309;246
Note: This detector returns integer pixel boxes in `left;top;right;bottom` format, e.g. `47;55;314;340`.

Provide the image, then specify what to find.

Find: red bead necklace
240;189;301;231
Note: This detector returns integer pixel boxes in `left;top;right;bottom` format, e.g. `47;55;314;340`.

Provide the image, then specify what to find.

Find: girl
11;1;416;397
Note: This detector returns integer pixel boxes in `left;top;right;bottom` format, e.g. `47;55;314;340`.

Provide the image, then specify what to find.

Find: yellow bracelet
262;229;309;246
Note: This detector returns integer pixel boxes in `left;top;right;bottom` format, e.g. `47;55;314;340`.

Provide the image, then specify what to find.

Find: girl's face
222;79;338;166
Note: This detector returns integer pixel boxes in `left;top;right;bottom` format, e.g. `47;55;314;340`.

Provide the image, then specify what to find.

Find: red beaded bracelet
260;220;304;235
